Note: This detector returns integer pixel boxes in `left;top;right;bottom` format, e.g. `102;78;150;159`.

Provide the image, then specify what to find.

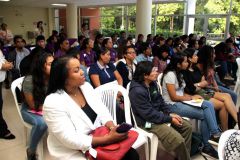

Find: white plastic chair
11;77;44;160
234;57;240;106
157;73;163;95
95;82;150;160
218;129;237;160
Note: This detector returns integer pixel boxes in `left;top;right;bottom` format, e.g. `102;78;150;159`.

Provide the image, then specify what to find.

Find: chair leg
150;135;158;160
144;140;150;160
37;139;44;160
24;127;28;146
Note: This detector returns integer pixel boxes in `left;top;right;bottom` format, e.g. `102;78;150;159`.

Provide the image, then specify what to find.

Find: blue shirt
134;54;152;63
89;61;116;87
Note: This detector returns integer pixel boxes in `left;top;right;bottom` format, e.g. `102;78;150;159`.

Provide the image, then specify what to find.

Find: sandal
0;132;15;140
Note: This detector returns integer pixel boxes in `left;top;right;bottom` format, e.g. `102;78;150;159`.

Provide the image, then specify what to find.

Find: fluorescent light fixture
51;4;67;7
0;0;10;2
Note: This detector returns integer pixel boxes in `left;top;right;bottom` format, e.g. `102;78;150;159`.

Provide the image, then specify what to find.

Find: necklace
67;87;79;97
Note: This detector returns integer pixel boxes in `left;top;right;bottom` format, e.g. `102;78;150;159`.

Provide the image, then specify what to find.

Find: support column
183;0;197;35
136;0;152;41
66;4;78;38
48;8;54;37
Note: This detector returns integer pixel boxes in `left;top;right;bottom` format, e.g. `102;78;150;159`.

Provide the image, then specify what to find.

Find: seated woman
89;48;123;88
134;42;152;63
152;44;170;74
129;61;192;160
161;53;221;159
196;45;238;130
21;53;53;160
102;38;118;63
116;46;137;88
79;38;96;67
54;38;70;58
43;56;139;160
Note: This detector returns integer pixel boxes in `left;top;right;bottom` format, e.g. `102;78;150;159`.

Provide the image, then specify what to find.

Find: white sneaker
234;124;239;130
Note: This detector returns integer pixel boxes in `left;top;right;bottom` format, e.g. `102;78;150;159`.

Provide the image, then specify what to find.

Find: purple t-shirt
110;49;118;63
54;49;66;58
80;50;96;67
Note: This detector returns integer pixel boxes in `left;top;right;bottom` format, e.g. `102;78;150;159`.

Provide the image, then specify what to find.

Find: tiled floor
0;87;219;160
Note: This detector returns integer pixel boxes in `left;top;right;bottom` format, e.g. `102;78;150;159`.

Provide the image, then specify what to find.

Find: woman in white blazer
0;40;15;140
43;56;139;160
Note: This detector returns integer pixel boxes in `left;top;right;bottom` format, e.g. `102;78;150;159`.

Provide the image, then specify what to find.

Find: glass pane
207;17;226;40
128;16;136;37
128;5;136;16
155;15;183;37
101;6;124;16
193;17;205;36
196;0;231;14
100;16;124;36
230;15;240;36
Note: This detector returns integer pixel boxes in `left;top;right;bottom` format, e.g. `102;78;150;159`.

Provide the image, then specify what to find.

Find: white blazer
43;82;113;160
0;50;6;82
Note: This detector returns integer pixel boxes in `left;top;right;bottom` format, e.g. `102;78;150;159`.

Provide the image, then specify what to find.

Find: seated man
7;35;30;81
129;61;192;160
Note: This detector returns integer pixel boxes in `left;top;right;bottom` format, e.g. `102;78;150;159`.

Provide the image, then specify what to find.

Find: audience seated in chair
21;53;53;160
89;48;123;88
116;46;136;88
161;53;221;159
197;45;238;130
43;56;139;160
129;61;192;160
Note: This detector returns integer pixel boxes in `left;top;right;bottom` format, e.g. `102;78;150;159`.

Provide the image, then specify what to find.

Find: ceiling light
0;0;10;2
51;4;67;7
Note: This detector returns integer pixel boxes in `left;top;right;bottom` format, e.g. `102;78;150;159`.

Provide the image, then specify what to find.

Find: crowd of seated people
1;27;240;160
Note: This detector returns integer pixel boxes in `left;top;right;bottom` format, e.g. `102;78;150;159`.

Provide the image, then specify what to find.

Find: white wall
0;6;49;44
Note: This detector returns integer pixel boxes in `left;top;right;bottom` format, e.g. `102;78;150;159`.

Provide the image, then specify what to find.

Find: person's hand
183;95;192;101
200;81;208;87
192;95;203;100
171;117;182;127
2;61;13;70
170;113;182;124
107;126;128;144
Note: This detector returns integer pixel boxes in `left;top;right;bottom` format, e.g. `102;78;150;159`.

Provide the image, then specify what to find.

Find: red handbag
85;126;138;160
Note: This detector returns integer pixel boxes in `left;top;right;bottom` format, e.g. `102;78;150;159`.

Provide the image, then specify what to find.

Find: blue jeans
21;103;47;152
169;101;220;146
218;85;237;105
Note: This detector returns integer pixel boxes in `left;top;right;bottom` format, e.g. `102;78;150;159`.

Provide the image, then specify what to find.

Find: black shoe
0;132;15;140
26;149;38;160
208;133;221;146
202;145;219;159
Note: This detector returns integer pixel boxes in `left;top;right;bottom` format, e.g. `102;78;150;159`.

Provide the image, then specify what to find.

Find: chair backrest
236;57;240;79
218;129;237;160
95;82;131;124
10;77;31;128
126;82;144;129
157;73;163;95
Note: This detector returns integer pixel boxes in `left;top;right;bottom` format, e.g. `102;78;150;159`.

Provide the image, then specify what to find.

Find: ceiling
0;0;186;8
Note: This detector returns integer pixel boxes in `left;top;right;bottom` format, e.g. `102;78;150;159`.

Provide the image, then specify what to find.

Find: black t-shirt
82;103;97;124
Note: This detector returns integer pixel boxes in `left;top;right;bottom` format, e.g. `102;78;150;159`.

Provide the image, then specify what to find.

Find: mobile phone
116;123;132;133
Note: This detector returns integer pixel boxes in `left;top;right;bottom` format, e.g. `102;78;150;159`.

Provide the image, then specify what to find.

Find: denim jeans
218;85;237;105
21;103;47;152
169;101;220;146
